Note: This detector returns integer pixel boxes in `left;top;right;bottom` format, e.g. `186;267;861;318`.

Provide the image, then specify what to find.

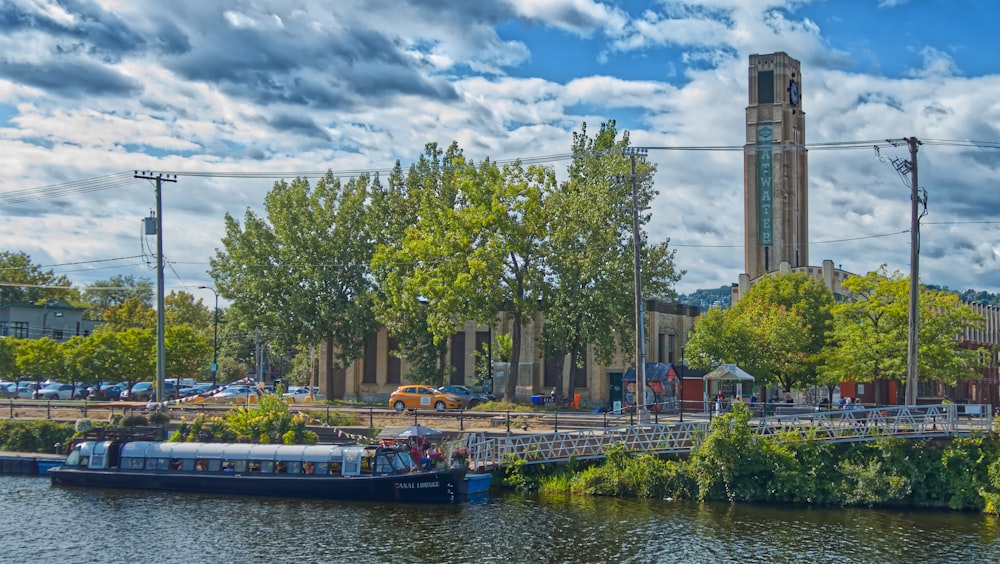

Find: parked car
0;383;16;398
87;383;124;401
33;383;84;400
121;381;177;402
211;385;256;402
388;385;462;412
438;385;490;408
180;383;216;398
282;386;312;403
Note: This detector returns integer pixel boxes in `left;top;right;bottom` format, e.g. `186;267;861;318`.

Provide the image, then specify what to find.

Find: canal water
1;475;998;563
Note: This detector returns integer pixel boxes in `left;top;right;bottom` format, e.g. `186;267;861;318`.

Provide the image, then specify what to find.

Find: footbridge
452;403;993;472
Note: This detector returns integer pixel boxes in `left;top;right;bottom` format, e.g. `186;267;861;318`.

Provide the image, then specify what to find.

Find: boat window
170;459;183;471
232;460;247;473
391;451;411;471
207;460;222;472
374;455;393;474
182;459;196;472
122;457;143;470
65;450;81;466
194;460;208;471
157;458;170;471
248;461;261;473
91;454;105;468
302;462;315;474
360;457;373;475
283;461;299;474
79;456;89;467
261;461;274;473
329;461;342;475
315;462;328;475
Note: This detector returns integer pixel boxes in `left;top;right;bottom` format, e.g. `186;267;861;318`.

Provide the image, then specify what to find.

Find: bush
0;420;75;453
122;414;149;427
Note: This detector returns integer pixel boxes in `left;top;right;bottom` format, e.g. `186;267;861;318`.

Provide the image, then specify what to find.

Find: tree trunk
504;311;523;402
552;353;565;404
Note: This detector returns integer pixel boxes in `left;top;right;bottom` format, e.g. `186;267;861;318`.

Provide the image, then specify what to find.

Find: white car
33;383;84;400
282;387;312;403
211;386;256;402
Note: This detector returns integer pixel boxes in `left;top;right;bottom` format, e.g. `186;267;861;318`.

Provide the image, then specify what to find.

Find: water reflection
1;476;998;563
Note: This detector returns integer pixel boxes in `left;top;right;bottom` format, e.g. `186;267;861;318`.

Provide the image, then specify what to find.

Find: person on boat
409;442;421;470
420;443;432;471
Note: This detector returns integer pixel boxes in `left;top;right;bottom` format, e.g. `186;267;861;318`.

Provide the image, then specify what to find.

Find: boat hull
50;466;467;503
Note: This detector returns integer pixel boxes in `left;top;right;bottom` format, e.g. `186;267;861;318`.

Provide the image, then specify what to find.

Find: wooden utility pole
621;147;650;423
134;171;177;405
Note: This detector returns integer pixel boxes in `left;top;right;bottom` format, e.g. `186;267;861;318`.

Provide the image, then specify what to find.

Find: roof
703;364;756;382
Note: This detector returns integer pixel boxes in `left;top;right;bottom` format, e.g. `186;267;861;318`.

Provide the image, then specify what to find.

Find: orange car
389;385;463;412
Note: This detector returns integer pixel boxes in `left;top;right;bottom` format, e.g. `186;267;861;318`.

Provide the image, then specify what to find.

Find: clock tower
744;52;807;280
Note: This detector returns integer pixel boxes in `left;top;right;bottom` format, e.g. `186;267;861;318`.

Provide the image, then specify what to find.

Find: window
757;70;774;104
11;321;28;339
52;329;63;340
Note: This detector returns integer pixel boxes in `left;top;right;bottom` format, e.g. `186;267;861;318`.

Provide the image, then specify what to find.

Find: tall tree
370;149;452;384
540;121;682;401
820;266;983;403
210;172;378;369
0;251;72;306
165;290;212;330
380;145;554;400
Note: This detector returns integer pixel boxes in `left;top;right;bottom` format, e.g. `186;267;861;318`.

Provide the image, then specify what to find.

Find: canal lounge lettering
397;481;440;489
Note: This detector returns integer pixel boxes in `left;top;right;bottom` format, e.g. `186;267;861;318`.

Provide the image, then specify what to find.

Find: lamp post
199;286;219;388
41;307;63;340
679;346;686;423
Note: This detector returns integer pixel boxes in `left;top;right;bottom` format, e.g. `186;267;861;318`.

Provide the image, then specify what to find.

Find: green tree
165;290;212;330
820;266;983;403
165;325;212;381
210;172;378;371
540;121;682;401
102;297;156;331
370;150;452;384
82;274;153;314
685;272;833;394
375;143;554;400
0;251;72;306
15;337;62;382
0;337;19;380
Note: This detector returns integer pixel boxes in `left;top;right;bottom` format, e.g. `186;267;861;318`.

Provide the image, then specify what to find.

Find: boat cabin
63;441;417;477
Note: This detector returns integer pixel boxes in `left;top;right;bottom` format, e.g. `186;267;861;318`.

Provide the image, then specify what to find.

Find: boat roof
114;441;368;461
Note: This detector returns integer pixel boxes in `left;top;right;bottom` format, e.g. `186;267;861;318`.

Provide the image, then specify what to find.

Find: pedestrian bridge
453;403;993;472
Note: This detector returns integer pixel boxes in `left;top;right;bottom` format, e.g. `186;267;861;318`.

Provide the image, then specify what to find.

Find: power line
4;138;999;204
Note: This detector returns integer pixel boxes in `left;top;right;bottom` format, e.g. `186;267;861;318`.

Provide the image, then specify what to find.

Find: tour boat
49;440;468;503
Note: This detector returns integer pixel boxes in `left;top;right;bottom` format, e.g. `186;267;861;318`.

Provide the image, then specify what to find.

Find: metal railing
452;403;993;471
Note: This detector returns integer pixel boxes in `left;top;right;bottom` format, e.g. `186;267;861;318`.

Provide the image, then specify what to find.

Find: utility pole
134;171;177;405
882;138;925;405
620;147;650;423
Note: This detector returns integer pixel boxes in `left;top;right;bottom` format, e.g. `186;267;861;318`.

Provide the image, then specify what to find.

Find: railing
452;403;993;471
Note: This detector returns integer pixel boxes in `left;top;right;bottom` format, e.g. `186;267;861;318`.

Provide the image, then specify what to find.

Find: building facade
0;300;98;343
744;52;808;280
314;300;699;408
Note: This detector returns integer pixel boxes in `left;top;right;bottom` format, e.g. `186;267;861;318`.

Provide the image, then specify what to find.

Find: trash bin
530;395;544;405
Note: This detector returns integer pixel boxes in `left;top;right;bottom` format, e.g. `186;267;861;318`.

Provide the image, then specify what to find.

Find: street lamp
679;346;686;423
199;286;219;387
41;303;63;340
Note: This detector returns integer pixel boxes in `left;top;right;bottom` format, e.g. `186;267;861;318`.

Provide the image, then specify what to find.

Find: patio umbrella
394;424;443;440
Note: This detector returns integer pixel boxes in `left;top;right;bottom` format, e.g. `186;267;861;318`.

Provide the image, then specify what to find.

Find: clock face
788;79;800;107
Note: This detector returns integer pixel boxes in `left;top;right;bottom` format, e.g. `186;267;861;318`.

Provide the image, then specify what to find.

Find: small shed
703;364;756;400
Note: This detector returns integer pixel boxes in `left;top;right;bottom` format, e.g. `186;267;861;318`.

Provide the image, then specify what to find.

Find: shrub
0;420;75;453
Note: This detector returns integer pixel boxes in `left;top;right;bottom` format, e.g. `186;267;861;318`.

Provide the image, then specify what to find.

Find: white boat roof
116;441;366;462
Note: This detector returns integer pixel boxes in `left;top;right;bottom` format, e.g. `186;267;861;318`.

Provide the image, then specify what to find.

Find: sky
1;0;998;309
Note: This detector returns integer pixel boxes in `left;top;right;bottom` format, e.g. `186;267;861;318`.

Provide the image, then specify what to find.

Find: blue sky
0;0;998;304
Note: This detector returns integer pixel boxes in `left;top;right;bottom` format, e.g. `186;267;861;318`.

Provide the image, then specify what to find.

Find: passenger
409;443;421;470
303;462;315;475
421;443;432;471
